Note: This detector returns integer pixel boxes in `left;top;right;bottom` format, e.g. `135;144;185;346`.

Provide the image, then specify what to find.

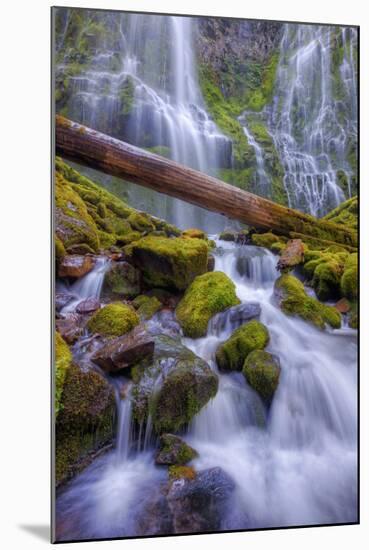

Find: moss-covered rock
55;332;72;417
341;253;358;300
219;230;237;242
131;335;218;434
55;362;115;485
215;320;269;371
156;434;198;465
102;261;140;299
127;211;155;233
182;228;206;240
55;170;100;252
324;196;358;231
55;235;66;263
132;295;162;320
129;236;209;291
176;272;240;338
243;350;281;403
311;258;343;301
87;302;139;337
251;232;282;249
274;274;341;329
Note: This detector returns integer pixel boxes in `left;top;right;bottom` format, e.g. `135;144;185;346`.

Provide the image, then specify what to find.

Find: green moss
156;433;198;465
55;362;115;485
127;211;155;232
97;202;107;218
87;303;139;337
323;196;358;231
176;271;240;338
215;320;269;371
311;258;344;301
274;274;341;329
55;235;66;262
119;76;135;116
132;295;162;320
55;332;72;417
341;253;358;300
219;230;237;242
243;350;280;403
251;232;281;249
129;235;209;291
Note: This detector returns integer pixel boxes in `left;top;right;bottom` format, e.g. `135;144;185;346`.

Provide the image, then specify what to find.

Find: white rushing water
59;13;231;231
58;256;111;314
266;25;357;216
56;241;357;539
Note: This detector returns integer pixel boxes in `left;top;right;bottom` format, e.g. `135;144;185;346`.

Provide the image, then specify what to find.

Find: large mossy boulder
176;272;240;338
55;332;72;417
55;363;115;485
155;434;198;465
274;274;341;329
131;335;218;434
243;350;281;403
215;320;269;371
87;302;139;337
128;235;209;291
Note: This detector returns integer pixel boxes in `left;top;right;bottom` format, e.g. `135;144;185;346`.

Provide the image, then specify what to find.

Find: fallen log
55;116;357;248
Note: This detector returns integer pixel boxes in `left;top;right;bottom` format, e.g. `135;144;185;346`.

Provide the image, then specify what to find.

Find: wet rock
277;239;305;271
208;302;261;334
167;467;235;533
55;363;115;485
76;298;100;314
66;243;96;255
216;320;269;371
58;254;95;278
147;309;182;339
243;350;281;404
156;434;198;465
131;335;218;434
55;292;76;312
129;235;209;291
335;297;351;314
176;271;240;338
132;295;162;320
87;302;140;337
56;313;85;344
219;230;237;242
91;325;155;373
207;254;215;272
102;261;140;299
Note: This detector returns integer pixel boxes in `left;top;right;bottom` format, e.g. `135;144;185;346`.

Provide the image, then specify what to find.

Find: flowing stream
55;11;357;540
56;242;357;539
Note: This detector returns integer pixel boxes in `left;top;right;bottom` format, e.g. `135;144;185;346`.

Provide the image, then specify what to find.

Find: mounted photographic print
52;6;359;543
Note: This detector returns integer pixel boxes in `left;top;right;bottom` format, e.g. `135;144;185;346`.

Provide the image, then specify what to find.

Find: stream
55;241;357;540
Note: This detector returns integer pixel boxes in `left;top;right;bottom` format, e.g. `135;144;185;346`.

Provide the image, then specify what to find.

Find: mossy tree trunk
55;116;357;248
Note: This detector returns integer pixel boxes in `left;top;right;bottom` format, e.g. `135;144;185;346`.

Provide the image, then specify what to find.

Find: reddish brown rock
76;298;100;314
335;297;351;314
277;239;304;271
56;313;85;344
58;255;95;278
91;325;155;373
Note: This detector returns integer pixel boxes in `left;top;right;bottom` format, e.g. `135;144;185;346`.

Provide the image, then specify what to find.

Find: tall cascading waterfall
56;12;232;231
266;24;357;216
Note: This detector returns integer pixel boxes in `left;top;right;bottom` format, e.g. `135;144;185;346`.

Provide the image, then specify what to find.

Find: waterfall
184;239;357;528
267;24;357;216
57;12;232;231
59;257;110;314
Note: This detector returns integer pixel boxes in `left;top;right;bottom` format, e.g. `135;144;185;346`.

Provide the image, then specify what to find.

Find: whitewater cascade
57;13;232;231
267;24;357;216
56;240;357;539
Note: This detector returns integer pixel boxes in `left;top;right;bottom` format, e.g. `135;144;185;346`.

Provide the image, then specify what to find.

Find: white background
1;0;367;548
